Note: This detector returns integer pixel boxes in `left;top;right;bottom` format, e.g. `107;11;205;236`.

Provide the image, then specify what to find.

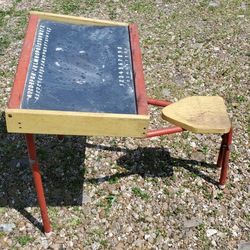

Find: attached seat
161;96;232;188
161;96;231;134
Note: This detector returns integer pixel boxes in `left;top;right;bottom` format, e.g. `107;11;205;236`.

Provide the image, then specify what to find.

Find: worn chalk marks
25;24;51;102
117;46;133;87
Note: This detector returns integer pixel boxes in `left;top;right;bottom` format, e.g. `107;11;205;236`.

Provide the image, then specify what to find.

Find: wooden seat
161;96;231;134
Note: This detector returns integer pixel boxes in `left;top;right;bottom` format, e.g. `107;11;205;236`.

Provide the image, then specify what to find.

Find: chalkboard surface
21;20;137;114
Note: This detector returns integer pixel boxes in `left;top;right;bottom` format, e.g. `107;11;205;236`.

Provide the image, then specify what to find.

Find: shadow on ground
0;111;87;231
85;143;218;186
0;111;219;231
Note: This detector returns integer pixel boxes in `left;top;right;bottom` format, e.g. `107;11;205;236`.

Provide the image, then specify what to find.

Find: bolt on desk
5;12;232;234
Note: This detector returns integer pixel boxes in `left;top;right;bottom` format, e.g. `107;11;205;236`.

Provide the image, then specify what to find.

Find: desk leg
25;134;52;234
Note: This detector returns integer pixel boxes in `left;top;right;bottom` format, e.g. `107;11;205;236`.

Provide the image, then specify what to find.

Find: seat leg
218;128;233;188
217;134;227;168
25;134;52;234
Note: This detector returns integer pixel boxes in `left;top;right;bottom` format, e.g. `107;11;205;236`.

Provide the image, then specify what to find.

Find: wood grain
30;11;128;26
6;109;149;137
161;96;231;134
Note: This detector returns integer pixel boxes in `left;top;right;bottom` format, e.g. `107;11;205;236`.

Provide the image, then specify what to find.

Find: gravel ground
0;0;249;249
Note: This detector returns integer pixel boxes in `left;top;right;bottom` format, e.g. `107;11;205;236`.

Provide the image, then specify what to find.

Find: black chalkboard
21;20;137;114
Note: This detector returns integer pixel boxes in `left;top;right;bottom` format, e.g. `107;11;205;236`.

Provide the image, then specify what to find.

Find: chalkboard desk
5;11;152;234
6;12;149;138
5;12;232;234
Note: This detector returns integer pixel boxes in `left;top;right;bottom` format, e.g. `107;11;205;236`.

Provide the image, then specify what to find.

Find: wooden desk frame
6;12;149;138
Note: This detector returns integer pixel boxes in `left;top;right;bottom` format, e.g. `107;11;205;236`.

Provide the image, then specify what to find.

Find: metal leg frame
22;99;231;233
147;97;233;188
25;134;52;234
146;97;184;137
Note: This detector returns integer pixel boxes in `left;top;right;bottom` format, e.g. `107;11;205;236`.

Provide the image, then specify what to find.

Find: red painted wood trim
129;24;148;115
8;14;39;108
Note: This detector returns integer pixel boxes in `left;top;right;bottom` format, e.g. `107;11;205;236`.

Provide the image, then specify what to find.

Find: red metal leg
147;97;172;107
217;134;227;168
146;126;184;138
25;134;52;234
219;128;233;187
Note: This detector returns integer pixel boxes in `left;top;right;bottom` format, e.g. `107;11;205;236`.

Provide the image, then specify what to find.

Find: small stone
125;226;133;233
6;238;13;246
240;2;248;10
19;226;26;232
116;242;124;250
41;236;49;249
99;210;106;219
173;74;185;86
111;222;120;232
132;212;139;220
59;230;65;237
134;239;144;247
211;240;217;247
232;102;239;107
194;134;203;140
161;88;171;97
183;218;202;228
206;229;218;237
217;205;227;216
68;241;74;247
162;243;169;250
192;43;203;49
97;175;106;184
238;241;250;250
217;232;226;238
232;225;239;236
191;151;204;162
50;243;63;250
209;0;220;8
145;216;154;223
82;193;91;205
26;207;32;212
0;223;16;233
156;235;164;245
185;229;195;238
92;242;100;250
